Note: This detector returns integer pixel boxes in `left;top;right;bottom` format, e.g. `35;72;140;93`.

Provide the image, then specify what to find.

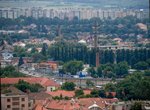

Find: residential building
34;61;58;74
46;89;91;99
0;7;149;20
38;98;118;110
28;92;52;108
1;77;60;92
0;40;14;67
1;86;32;110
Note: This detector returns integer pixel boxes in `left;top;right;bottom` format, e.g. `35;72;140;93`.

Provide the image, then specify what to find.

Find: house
46;89;91;99
11;57;33;67
136;23;148;31
1;86;33;110
38;98;118;110
35;61;58;73
35;62;52;74
1;77;60;92
46;90;75;98
0;40;14;67
13;41;26;47
45;99;81;110
28;92;52;109
34;104;48;110
0;40;14;60
78;98;118;110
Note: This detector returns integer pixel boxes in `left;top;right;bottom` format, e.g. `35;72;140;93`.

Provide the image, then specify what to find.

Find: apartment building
0;7;148;20
1;86;33;110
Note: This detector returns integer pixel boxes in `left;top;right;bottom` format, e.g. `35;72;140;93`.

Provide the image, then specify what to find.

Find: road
20;69;124;87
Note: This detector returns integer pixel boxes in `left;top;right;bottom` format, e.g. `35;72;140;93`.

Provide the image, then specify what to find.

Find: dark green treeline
48;42;150;67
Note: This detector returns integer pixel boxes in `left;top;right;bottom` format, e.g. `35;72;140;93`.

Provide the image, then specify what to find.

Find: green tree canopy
115;61;129;77
90;89;99;97
134;61;149;70
63;60;83;75
15;80;43;92
75;89;84;97
0;66;25;78
18;56;24;67
61;82;76;91
116;72;150;100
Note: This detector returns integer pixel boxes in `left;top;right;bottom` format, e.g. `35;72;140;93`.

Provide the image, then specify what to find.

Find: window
12;102;19;105
7;105;11;108
28;103;31;107
12;97;19;101
12;108;19;110
21;98;25;101
21;104;25;108
7;98;11;102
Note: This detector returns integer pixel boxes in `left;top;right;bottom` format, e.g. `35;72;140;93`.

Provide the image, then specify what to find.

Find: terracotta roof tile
34;104;48;110
1;86;26;96
46;90;75;98
46;90;91;98
1;77;60;87
28;92;52;100
44;98;118;110
46;100;80;110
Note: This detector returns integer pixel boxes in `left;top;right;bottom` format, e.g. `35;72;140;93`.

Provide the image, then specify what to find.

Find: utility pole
93;21;100;67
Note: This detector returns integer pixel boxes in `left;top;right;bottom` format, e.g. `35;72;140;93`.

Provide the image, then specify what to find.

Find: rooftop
46;89;91;98
1;86;26;96
1;77;60;87
44;98;118;110
28;92;52;100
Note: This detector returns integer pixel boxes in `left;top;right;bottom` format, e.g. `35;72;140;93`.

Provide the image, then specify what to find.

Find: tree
97;66;103;77
32;53;47;63
90;89;99;97
115;61;129;77
61;82;75;91
63;60;83;75
15;80;43;92
86;80;94;88
131;102;142;110
31;47;38;54
134;61;149;70
107;92;114;98
104;83;116;92
75;89;84;97
103;66;114;78
41;43;48;56
144;70;150;76
146;59;150;67
99;90;106;98
88;67;97;78
0;66;25;77
18;56;24;67
116;72;150;100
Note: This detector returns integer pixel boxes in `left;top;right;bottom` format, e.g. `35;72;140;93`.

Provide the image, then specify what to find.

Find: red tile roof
46;100;80;110
83;90;91;95
78;98;118;110
44;98;118;110
46;90;91;98
34;104;48;110
46;90;75;98
1;77;60;87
